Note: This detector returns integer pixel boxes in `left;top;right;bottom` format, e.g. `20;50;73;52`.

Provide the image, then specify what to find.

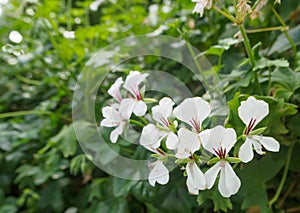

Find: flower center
189;117;201;133
130;86;142;101
213;146;226;159
245;118;257;135
160;117;170;127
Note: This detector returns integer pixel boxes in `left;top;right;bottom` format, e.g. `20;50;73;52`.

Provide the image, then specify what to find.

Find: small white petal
252;139;264;155
119;98;135;119
108;77;123;102
239;137;254;163
140;124;164;149
133;100;147;116
166;132;179;150
253;135;280;152
123;71;148;97
148;161;169;186
100;106;122;127
224;162;241;196
205;162;221;189
110;122;125;143
238;96;269;128
219;165;231;197
173;97;211;130
200;126;236;155
186;162;206;194
176;128;201;159
152;97;174;126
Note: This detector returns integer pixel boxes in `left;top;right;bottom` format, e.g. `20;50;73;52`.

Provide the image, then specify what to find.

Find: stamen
245;118;257;135
189;118;201;132
213;146;227;159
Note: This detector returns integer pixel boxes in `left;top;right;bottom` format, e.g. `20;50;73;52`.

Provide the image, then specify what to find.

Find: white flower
275;0;281;4
152;97;179;149
176;128;201;159
173;97;211;133
186;161;206;194
122;71;149;117
149;160;169;186
108;77;123;103
192;0;212;17
238;96;280;163
100;106;127;143
140;124;165;151
200;125;241;197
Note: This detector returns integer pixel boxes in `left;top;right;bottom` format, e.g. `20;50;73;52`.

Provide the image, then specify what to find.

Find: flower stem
129;119;145;127
270;5;298;67
239;24;263;95
245;26;287;34
213;5;237;24
268;141;295;207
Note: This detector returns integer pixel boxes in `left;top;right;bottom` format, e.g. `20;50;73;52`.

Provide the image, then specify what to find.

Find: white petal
173;97;211;130
218;165;231;197
110;122;125;143
176;128;201;159
108;77;123;102
253;135;280;152
200;126;236;155
238;96;269;128
123;71;148;97
148;161;169;186
192;2;205;17
224;162;241;196
100;106;122;127
140;124;164;149
239;137;254;163
133;100;147;116
166;132;179;150
186;161;206;193
205;162;221;189
119;98;135;119
252;139;264;155
152;97;174;126
186;178;199;195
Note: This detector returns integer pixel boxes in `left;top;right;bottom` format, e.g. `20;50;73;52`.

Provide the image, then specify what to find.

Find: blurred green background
1;0;300;212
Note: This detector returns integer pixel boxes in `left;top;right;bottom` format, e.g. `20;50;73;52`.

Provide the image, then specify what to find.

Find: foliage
0;0;300;212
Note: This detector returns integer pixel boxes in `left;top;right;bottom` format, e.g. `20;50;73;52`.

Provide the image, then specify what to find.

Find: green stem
245;26;287;34
138;116;149;125
213;5;237;24
0;110;52;119
129;119;145;127
269;141;295;207
239;24;263;95
270;5;298;67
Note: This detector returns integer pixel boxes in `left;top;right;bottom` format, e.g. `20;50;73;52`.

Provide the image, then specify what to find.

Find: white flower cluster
100;71;280;198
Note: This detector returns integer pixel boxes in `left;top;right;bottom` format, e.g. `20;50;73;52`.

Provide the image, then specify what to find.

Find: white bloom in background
237;0;252;20
192;0;212;17
275;0;281;4
176;128;201;159
186;161;206;194
200;125;241;197
173;97;211;133
140;124;165;151
100;106;128;143
238;96;280;163
122;71;149;117
148;160;169;186
152;97;178;149
108;77;123;103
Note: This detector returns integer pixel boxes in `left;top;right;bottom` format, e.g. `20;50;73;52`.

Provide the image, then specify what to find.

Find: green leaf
268;25;300;55
254;58;289;71
237;154;284;212
49;124;77;158
272;67;300;100
112;177;137;197
197;185;232;212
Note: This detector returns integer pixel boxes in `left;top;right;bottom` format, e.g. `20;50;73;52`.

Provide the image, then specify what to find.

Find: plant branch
270;5;298;67
239;24;263;95
269;141;295;207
